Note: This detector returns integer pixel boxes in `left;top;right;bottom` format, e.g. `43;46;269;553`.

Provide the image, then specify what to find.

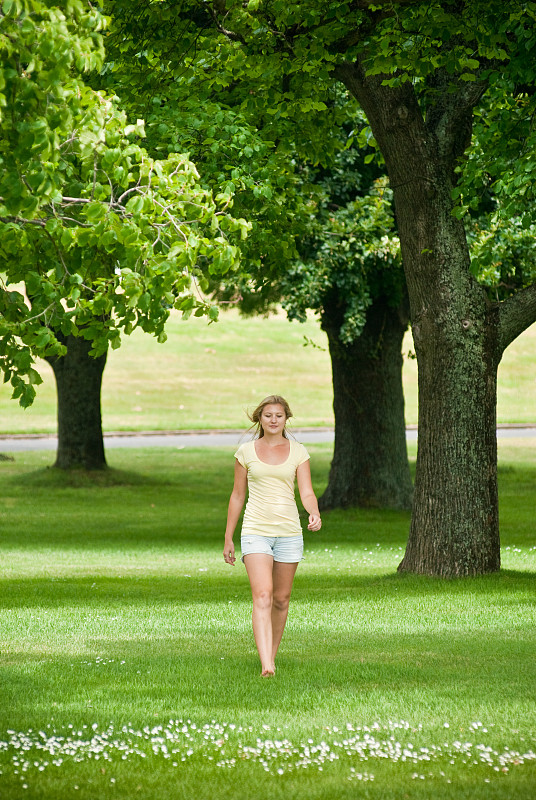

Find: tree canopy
0;0;249;406
104;0;536;312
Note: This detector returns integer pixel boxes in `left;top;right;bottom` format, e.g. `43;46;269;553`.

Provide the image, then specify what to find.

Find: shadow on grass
4;465;168;489
2;623;535;724
1;569;534;609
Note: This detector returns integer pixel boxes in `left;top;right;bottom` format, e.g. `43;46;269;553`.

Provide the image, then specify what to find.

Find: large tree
328;3;536;576
0;1;248;468
108;0;536;576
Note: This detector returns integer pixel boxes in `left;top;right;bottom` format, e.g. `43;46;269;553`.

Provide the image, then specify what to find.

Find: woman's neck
260;431;286;446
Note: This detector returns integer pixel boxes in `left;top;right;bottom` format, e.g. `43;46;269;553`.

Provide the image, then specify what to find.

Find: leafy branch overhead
0;1;250;407
106;1;536;309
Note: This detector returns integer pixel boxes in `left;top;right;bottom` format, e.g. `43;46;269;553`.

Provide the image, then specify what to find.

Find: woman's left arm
297;460;322;531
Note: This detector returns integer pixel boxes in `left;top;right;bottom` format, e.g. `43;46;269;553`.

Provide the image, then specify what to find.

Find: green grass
1;439;535;799
1;311;535;434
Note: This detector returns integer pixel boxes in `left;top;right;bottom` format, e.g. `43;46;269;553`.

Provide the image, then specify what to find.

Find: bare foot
261;667;275;677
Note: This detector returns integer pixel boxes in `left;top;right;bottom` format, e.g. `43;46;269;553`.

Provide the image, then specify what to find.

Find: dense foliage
0;1;248;406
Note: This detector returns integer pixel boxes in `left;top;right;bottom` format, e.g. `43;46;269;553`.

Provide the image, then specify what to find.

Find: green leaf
85;202;107;223
18;385;37;409
126;195;144;214
28;368;43;386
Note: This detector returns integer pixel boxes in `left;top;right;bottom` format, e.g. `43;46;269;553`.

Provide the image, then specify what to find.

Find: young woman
223;395;322;676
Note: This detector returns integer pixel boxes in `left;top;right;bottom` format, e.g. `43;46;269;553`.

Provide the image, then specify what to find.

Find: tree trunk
399;305;501;575
320;294;413;510
335;62;504;576
47;335;107;470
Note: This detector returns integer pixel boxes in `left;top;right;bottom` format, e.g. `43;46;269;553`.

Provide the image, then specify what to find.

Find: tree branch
196;0;421;56
205;2;246;44
498;281;536;354
424;72;488;165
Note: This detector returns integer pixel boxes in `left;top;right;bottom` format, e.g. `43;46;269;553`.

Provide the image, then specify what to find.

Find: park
1;1;536;798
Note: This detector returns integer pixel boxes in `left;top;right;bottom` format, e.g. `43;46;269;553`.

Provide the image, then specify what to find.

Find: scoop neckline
253;439;292;466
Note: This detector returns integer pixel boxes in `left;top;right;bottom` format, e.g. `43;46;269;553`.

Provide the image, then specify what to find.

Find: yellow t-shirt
234;439;310;538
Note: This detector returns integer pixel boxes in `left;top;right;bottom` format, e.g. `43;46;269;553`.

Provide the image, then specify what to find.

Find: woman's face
260;403;287;435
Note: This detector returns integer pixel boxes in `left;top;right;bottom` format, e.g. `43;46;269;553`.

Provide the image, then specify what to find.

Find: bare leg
271;561;298;666
243;554;276;676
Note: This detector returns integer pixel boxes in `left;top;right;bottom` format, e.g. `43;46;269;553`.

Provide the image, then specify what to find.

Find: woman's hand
223;540;236;566
307;513;322;532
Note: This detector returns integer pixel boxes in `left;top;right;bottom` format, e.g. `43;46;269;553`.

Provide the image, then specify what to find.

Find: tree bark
400;304;502;576
47;334;107;470
335;61;512;576
319;294;413;510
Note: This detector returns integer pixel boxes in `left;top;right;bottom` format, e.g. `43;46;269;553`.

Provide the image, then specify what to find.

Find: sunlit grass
1;311;535;434
0;440;535;798
0;310;333;434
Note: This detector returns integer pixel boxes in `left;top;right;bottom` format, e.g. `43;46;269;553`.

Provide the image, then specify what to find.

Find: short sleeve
234;444;247;468
296;442;310;466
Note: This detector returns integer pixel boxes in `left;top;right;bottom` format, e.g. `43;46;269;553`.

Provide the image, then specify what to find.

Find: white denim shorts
241;534;304;563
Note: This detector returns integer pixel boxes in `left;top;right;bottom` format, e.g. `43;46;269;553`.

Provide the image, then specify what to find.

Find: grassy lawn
1;438;535;799
1;311;535;434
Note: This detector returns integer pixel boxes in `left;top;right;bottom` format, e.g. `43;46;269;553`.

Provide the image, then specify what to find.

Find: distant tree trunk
47;334;107;470
319;294;413;510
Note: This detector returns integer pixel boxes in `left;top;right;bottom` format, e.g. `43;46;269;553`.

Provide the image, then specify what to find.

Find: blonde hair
248;395;293;439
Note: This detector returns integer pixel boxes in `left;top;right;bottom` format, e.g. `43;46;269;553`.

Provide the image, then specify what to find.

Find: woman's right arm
223;459;247;566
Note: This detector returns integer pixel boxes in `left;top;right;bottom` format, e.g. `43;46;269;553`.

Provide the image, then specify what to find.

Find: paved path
1;425;535;452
